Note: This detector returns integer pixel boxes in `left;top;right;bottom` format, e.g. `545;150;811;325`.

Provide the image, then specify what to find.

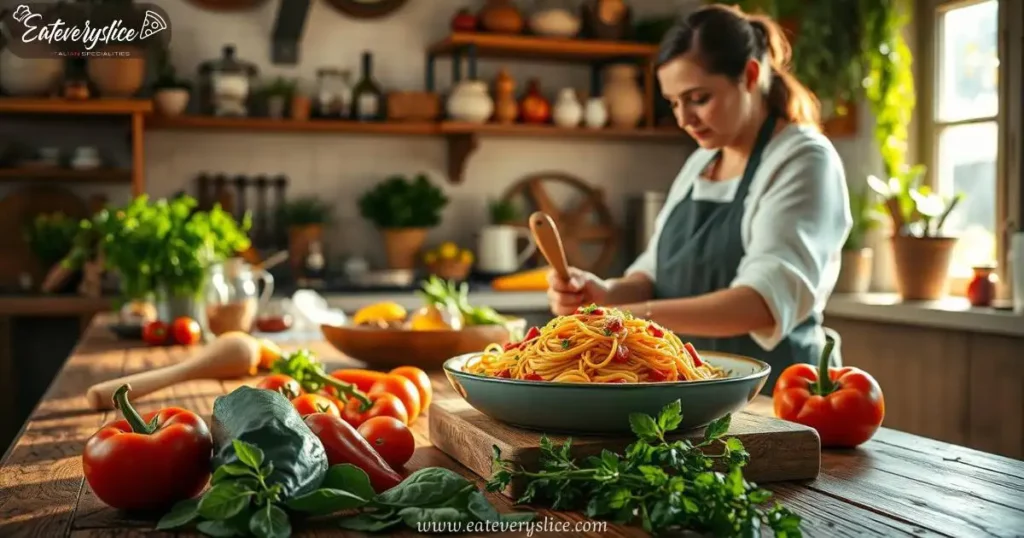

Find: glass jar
198;45;259;117
205;257;275;335
966;265;997;307
314;68;351;118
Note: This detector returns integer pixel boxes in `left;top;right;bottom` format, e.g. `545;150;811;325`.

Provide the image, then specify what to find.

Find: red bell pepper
304;413;403;493
773;335;885;447
82;384;213;510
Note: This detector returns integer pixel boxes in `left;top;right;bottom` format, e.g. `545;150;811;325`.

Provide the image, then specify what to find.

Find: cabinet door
967;334;1024;459
824;317;970;446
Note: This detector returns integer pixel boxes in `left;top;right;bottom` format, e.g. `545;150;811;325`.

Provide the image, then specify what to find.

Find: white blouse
625;123;852;351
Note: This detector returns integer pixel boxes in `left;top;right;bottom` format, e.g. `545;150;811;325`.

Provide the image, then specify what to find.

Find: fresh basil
373;467;473;507
322;463;375;500
233;439;265;470
196;519;238;537
249;504;290;538
487;399;803;537
198;482;255;521
284;488;369;515
155;497;199;530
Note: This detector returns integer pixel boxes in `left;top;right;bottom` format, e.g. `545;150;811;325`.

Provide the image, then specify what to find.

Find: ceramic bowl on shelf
442;351;770;434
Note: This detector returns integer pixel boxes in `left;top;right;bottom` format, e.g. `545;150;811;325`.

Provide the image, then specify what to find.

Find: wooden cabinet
825;316;1024;459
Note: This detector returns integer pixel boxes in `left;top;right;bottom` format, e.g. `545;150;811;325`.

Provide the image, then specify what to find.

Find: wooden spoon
528;211;570;281
85;332;261;410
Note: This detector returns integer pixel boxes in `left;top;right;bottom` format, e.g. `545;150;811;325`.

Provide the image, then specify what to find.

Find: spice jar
967;265;997;307
314;68;351;119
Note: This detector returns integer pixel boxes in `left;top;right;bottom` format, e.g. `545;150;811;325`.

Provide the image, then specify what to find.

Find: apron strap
735;113;777;201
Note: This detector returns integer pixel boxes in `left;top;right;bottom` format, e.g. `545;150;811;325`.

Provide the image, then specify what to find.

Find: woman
547;5;852;391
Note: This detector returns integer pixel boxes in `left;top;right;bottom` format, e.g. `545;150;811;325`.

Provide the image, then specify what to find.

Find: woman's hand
546;267;610;315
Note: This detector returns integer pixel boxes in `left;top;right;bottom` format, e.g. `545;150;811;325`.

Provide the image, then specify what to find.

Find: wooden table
2;316;1023;537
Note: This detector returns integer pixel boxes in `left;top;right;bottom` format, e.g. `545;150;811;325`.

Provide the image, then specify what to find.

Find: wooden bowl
320;318;527;370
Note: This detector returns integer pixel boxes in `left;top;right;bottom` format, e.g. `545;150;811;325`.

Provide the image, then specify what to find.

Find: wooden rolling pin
85;332;261;411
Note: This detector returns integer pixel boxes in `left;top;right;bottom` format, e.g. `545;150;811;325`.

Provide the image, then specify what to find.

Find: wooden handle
86;363;191;410
528;211;570;281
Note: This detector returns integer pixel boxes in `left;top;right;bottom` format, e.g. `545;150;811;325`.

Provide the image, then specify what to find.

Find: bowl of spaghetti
441;305;770;434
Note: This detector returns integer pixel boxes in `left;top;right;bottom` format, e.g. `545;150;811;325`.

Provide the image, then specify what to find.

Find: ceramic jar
966;265;997;307
603;64;643;128
519;78;550;124
480;0;524;34
447;80;494;123
553;88;582;128
584;97;608;129
529;0;580;37
87;47;146;97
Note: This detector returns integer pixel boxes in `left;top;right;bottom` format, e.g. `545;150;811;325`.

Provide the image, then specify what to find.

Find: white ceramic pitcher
477;225;537;274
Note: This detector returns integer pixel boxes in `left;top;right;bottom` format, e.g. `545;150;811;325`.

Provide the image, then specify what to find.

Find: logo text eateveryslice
11;4;167;51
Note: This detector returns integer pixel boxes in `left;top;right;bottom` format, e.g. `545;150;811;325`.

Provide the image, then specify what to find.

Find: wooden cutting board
429;398;821;499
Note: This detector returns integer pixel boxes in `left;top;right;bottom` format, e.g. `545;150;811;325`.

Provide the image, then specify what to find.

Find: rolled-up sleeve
731;144;851;350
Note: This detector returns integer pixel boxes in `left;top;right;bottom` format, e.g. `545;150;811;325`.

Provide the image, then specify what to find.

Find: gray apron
653;114;821;393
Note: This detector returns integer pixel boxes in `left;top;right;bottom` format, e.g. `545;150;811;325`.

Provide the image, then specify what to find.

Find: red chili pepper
304;413;403;493
773;336;885;447
82;384;212;511
683;342;703;367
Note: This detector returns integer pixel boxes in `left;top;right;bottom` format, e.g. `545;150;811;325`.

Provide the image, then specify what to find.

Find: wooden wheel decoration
500;172;617;275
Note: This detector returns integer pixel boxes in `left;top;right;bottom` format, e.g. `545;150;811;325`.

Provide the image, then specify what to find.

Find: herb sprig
486;400;803;537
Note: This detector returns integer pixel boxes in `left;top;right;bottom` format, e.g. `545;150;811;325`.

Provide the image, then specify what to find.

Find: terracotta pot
87;49;146;97
479;0;524;34
382;227;429;269
288;224;323;274
291;95;311;121
154;88;190;116
890;235;958;300
835;248;873;294
602;64;643;128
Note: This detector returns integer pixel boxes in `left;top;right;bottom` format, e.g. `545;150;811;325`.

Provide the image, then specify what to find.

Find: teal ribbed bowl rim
442;350;771;389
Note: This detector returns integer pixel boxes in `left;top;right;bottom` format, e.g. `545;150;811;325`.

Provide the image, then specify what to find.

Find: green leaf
466;490;501;522
374;467;473;507
322;464;375;501
212;463;256;484
398;506;469;527
703;414;731;441
197;519;239;537
499;512;536;523
249;504;290;538
232;439;265;471
284;488;370;515
336;512;403;532
656;400;683;432
156;498;199;530
198;482;254;521
628;413;660;442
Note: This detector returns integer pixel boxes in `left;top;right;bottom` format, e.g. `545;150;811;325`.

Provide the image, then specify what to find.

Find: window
931;0;1000;278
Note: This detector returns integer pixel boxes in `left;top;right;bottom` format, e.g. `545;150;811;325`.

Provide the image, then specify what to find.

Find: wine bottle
351;51;383;122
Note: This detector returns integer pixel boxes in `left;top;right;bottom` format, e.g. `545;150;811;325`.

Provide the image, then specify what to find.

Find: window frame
916;0;1022;299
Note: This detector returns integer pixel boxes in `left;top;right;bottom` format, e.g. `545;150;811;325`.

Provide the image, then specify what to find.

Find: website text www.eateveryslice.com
416;518;608;535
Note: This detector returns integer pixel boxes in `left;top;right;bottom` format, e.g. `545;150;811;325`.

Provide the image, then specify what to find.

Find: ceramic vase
519;78;551;124
154;88;190;116
87;48;146;97
553;88;583;128
584;97;608;129
447;80;494;123
603;64;643;128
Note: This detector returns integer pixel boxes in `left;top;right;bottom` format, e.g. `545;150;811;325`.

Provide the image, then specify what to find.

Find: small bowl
321;318;527;369
442;351;770;434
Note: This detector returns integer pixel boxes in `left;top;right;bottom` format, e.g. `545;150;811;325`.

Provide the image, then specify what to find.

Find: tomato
291;394;340;417
329;369;387;394
142;320;169;346
342;393;408;427
256;374;303;400
368;375;422;423
171;317;202;346
613;343;630;363
388;366;432;412
357;416;415;469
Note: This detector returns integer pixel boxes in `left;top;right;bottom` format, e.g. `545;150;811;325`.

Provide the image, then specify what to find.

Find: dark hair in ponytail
655;4;820;127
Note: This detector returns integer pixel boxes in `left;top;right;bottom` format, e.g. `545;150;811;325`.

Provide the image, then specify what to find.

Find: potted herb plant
65;195;252;321
151;43;191;116
868;165;965;300
260;76;297;119
835;185;886;294
358;173;449;270
276;197;333;275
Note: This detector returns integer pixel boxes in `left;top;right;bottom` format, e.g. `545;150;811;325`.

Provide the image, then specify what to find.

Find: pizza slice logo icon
138;10;167;40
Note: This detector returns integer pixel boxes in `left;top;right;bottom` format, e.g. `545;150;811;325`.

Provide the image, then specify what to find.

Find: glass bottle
205;257;275;335
198;45;259;117
351;51;384;122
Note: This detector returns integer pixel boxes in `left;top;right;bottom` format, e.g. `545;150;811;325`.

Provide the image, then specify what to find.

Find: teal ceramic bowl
442;352;770;434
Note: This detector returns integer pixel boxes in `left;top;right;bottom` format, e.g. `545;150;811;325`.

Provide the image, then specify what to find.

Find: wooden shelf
428;32;658;62
0;98;152;115
147;115;439;135
0;167;132;183
439;122;686;140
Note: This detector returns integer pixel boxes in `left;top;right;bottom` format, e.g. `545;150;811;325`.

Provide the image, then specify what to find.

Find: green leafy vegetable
418;275;508;327
358;173;448;229
486;400;803;537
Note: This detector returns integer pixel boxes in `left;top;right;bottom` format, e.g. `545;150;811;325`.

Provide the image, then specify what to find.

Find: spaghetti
464;304;726;383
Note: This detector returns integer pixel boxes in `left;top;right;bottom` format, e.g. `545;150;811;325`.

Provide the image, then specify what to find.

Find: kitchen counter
2;314;1022;537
